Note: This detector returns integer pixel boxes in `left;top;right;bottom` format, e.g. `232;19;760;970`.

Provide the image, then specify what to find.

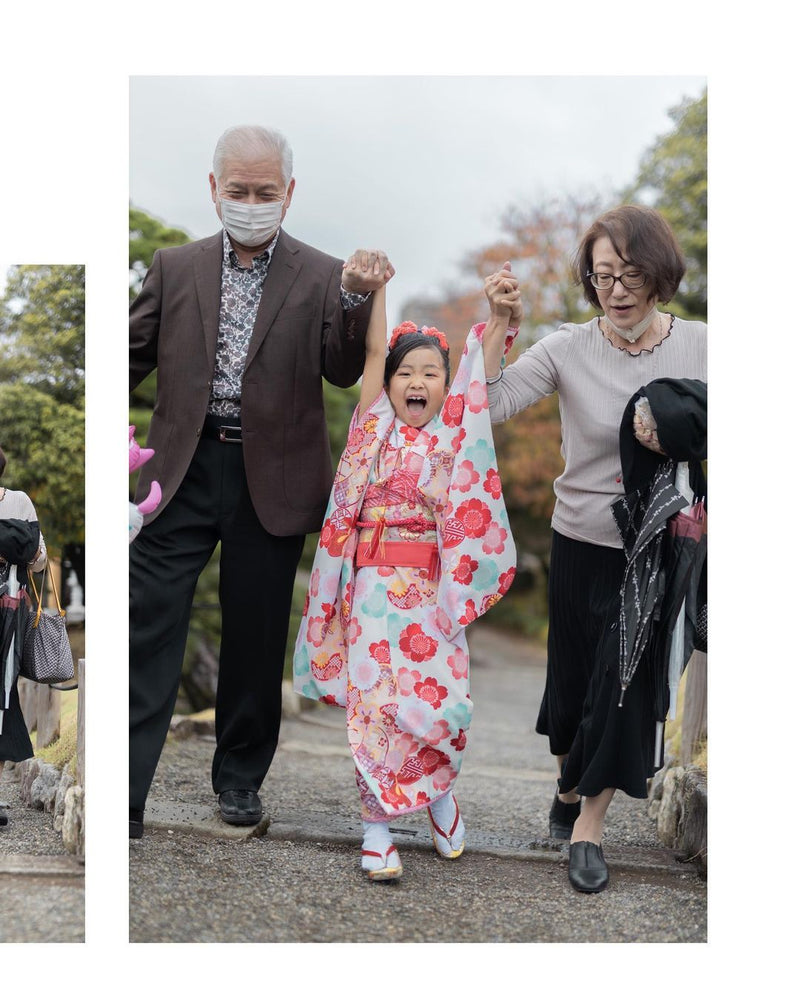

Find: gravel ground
0;764;85;943
130;830;705;943
129;625;707;943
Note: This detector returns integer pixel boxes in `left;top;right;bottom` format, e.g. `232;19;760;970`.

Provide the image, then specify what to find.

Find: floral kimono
293;325;516;818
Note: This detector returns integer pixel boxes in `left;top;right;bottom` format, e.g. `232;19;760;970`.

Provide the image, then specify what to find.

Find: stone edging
648;757;707;878
13;757;85;858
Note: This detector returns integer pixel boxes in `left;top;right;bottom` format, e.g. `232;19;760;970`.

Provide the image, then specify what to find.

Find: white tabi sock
428;791;465;853
361;820;398;871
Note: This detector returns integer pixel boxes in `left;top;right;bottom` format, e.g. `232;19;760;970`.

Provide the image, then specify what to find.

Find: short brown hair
574;205;686;309
0;446;6;479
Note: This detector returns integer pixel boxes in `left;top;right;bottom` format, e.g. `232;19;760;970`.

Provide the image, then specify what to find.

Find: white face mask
218;197;284;247
603;304;659;343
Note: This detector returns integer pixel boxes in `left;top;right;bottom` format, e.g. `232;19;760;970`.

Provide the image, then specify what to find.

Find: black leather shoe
0;805;9;827
568;841;609;893
218;789;263;826
549;793;581;839
129;808;144;839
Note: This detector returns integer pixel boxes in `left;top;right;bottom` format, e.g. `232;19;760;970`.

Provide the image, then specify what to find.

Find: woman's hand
484;261;522;324
482;262;521;378
633;398;666;454
342;249;395;294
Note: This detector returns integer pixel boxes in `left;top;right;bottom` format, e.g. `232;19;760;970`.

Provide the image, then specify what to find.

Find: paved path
129;625;706;943
0;769;85;943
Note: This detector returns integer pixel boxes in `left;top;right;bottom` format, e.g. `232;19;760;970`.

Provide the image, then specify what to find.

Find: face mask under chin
603;304;659;343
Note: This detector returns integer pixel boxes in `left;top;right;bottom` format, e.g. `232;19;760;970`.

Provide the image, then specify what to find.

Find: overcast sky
129;75;705;327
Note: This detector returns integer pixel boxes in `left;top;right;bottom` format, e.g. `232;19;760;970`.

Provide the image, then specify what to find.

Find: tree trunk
35;684;60;748
681;651;707;766
19;677;38;733
77;659;85;787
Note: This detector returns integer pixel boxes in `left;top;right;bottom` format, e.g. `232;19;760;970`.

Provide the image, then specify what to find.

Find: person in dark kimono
0;445;48;828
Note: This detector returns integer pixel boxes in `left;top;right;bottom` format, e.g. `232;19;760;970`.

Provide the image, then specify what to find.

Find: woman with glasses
480;205;706;892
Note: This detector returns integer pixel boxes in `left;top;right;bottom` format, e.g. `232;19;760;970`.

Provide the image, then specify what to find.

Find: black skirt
538;531;665;800
558;625;663;799
535;530;626;756
0;680;34;763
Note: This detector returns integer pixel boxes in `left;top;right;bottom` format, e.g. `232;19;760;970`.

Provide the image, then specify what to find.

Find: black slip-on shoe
568;841;609;893
218;789;263;826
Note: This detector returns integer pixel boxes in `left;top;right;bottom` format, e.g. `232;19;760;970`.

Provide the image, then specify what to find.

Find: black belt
202;415;243;444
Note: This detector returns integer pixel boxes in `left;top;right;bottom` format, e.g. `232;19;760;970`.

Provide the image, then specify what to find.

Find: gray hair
212;125;294;186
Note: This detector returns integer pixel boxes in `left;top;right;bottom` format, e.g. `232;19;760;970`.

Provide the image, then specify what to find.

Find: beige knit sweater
487;314;707;548
0;488;48;571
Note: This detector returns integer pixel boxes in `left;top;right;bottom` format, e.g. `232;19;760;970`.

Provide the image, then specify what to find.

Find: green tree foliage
626;90;707;320
0;383;85;550
130;206;191;301
129;207;192;415
0;264;85;407
0;265;85;551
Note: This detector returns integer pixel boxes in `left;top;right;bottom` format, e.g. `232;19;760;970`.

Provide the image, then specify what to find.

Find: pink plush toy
129;425;162;542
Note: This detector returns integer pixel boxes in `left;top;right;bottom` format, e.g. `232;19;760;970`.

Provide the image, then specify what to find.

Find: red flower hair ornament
389;321;449;352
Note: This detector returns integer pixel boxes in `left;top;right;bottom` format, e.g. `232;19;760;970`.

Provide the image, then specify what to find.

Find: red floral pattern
369;639;391;664
398;623;438;663
294;322;518;820
453;554;479;585
455;498;492;538
452;459;480;493
447;648;469;680
498;568;516;595
450;729;467;752
413;675;449;710
481;522;508;555
441;394;465;427
458;600;479;626
483;468;502;499
466;380;488;413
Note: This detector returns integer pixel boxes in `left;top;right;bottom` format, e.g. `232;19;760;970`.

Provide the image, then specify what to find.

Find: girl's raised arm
358;283;388;417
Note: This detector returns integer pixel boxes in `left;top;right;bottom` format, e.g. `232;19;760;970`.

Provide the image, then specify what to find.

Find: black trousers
129;435;305;810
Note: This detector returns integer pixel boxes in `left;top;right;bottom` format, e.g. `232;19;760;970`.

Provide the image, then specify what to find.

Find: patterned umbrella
611;461;689;707
613;378;707;766
0;520;40;734
0;571;27;734
655;489;707;721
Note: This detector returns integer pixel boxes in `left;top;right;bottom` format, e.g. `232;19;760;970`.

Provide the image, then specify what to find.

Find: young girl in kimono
294;259;518;881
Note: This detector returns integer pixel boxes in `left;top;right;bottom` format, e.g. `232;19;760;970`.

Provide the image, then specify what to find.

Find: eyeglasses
587;270;647;290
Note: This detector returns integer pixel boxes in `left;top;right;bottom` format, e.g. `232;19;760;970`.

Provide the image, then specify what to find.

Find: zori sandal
361;845;403;881
427;796;465;859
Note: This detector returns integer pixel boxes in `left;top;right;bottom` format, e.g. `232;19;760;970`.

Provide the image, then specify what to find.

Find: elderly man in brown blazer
129;124;393;837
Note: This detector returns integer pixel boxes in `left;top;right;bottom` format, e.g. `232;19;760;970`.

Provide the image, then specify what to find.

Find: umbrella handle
675;462;693;505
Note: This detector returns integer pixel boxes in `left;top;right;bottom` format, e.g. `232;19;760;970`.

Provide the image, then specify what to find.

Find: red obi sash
355;513;439;578
356;539;440;578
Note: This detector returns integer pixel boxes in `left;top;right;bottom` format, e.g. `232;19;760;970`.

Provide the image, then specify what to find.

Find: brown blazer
130;229;372;536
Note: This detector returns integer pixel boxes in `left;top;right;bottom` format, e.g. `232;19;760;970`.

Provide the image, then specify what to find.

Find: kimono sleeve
292;390;395;706
421;325;518;641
